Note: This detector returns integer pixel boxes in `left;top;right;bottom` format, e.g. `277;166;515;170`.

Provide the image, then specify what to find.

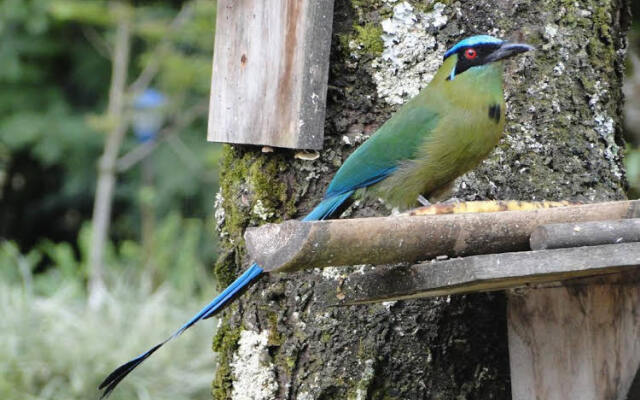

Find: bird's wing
325;102;439;198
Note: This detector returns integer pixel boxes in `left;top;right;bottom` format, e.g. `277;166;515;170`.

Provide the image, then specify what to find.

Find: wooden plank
530;218;640;250
507;271;640;399
207;0;334;149
245;200;640;272
318;243;640;305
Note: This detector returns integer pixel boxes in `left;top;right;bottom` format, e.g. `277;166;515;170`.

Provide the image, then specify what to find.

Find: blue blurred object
132;89;167;143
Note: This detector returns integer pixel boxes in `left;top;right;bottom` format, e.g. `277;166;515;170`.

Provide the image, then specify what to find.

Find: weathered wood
319;243;640;305
245;200;640;272
530;218;640;250
507;271;640;400
207;0;334;149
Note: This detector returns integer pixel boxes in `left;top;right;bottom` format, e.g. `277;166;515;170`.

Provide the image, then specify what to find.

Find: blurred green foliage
0;212;215;299
0;2;223;396
0;0;220;266
625;145;640;198
0;209;218;399
626;15;640;199
0;237;217;400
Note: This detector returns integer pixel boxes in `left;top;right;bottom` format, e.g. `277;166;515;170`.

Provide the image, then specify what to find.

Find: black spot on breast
488;104;501;124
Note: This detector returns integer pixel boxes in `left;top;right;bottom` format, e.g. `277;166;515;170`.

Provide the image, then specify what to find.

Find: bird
99;34;533;398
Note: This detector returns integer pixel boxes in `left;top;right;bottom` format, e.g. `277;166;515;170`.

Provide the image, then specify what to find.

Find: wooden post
507;273;640;400
248;200;640;397
208;0;334;149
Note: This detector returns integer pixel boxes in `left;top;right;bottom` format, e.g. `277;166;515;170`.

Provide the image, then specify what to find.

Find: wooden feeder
245;200;640;399
207;0;334;150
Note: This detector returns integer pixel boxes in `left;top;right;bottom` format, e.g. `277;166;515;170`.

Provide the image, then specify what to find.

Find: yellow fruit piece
406;200;577;216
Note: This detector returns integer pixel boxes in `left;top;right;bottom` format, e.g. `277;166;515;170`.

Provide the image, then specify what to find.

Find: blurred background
0;1;639;399
624;3;640;197
0;1;219;399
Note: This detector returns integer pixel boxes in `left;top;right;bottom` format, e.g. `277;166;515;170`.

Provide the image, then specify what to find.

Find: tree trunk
88;2;131;308
211;0;630;399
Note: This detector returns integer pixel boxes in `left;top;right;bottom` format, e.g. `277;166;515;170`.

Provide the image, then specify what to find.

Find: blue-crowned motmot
99;35;533;397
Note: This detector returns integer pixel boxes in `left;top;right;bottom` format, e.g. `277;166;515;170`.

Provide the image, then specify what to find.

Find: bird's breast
429;99;505;171
371;98;505;209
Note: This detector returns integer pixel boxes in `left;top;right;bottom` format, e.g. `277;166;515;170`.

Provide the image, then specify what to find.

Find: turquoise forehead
444;35;504;59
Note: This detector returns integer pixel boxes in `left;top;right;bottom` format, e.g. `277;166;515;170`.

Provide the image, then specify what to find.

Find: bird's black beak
486;42;534;63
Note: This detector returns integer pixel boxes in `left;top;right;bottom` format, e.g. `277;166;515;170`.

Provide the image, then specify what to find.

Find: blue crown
444;35;504;59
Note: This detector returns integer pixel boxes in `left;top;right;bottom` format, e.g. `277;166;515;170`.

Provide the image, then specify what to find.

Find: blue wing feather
326;105;439;198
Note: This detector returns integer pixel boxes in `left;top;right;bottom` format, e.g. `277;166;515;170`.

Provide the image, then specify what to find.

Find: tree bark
211;0;630;399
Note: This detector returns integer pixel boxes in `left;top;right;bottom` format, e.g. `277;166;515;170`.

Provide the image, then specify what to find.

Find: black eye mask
448;44;501;80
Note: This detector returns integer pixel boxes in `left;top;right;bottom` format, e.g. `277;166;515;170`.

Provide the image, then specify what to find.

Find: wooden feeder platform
245;200;640;399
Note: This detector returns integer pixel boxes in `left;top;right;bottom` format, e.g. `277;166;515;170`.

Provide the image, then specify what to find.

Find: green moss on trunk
214;145;296;286
211;318;242;400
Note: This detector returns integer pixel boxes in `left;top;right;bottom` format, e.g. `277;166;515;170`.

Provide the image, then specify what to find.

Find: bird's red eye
465;48;477;60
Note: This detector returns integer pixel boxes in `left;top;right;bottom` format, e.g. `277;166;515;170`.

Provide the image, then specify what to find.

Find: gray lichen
229;330;278;400
372;1;449;105
214;190;227;239
251;199;275;221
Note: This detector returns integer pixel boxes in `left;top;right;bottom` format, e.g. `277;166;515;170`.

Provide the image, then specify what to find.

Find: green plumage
336;55;506;209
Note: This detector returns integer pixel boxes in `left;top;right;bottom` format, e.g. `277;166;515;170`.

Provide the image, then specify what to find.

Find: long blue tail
98;264;262;398
99;191;353;398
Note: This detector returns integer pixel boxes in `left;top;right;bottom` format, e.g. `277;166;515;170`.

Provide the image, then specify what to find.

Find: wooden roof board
207;0;334;149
